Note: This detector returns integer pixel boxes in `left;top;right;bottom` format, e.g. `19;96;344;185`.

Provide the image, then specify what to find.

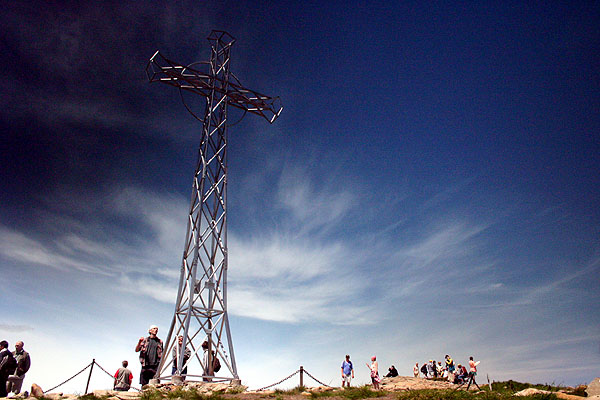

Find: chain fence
254;367;331;391
254;369;300;391
303;368;331;387
44;360;141;393
44;361;93;393
45;361;331;394
94;360;141;391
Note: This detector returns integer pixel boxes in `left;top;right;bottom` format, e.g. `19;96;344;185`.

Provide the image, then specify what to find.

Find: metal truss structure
146;30;282;383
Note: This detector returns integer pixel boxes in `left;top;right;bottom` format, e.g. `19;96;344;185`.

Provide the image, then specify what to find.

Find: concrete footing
172;375;184;385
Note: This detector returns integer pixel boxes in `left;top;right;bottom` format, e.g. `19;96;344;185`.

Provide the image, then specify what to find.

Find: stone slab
587;378;600;397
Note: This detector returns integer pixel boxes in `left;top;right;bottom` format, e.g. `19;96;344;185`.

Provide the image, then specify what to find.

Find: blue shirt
342;360;353;375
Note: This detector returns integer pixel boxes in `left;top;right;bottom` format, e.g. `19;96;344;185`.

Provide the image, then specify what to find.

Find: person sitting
454;364;468;384
385;365;398;377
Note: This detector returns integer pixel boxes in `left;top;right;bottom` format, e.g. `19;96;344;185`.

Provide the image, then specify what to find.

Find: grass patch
563;386;586;397
396;389;559;400
274;385;307;395
140;388;166;400
339;385;387;399
303;385;388;400
140;387;224;400
490;380;572;395
78;395;111;400
226;385;246;394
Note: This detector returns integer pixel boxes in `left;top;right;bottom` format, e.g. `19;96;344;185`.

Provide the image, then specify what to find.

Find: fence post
300;366;304;387
85;359;95;394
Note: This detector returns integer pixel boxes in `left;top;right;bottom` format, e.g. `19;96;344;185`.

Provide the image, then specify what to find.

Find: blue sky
1;0;599;393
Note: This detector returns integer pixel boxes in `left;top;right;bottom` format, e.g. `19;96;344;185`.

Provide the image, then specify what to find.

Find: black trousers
140;365;158;385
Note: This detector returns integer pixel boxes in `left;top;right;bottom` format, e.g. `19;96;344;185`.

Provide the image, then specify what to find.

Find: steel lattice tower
146;30;282;383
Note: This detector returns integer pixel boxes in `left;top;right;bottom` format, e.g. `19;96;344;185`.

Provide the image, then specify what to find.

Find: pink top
370;361;378;375
469;360;477;373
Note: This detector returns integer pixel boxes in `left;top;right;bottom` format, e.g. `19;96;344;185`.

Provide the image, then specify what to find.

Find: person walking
113;360;133;391
467;356;481;390
6;341;31;395
135;325;163;385
413;362;419;378
366;356;380;390
340;354;354;387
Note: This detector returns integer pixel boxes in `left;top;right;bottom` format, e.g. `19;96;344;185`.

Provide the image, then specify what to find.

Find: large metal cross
146;30;282;384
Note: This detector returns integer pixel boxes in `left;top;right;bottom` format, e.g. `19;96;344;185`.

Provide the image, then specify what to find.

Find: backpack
213;352;221;372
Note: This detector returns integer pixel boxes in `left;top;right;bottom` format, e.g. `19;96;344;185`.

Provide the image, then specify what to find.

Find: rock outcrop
587;378;600;397
379;376;468;391
515;388;586;400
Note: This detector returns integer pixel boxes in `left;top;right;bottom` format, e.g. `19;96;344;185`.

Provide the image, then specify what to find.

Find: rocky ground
6;376;599;400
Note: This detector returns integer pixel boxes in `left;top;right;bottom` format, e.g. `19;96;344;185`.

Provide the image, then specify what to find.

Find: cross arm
146;51;283;123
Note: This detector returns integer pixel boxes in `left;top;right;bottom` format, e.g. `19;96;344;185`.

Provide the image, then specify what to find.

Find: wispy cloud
0;186;186;280
228;231;374;324
275;165;357;236
0;324;34;333
117;274;177;303
0;225;113;275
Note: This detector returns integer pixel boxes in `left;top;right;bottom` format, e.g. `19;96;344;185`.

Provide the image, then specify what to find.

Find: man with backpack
201;340;221;381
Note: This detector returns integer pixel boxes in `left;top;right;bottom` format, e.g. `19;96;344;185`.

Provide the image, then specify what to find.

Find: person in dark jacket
385;365;399;377
7;341;31;395
0;340;17;398
135;325;164;385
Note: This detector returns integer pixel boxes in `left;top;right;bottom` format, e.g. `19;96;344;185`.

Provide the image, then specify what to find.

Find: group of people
0;340;31;398
413;355;481;389
340;354;383;390
341;353;480;390
1;330;480;394
131;325;220;389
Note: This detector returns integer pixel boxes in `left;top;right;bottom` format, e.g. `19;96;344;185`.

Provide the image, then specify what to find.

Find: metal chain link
255;369;300;391
303;369;332;388
44;361;93;393
93;361;141;392
45;362;328;394
93;361;114;379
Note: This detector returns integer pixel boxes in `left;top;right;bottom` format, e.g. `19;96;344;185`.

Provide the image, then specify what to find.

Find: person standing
201;340;214;381
172;336;191;379
420;362;428;378
0;341;17;398
366;356;380;390
426;360;434;378
135;325;163;385
6;341;31;395
340;354;354;387
445;355;455;382
413;362;419;378
113;360;133;391
467;356;481;390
